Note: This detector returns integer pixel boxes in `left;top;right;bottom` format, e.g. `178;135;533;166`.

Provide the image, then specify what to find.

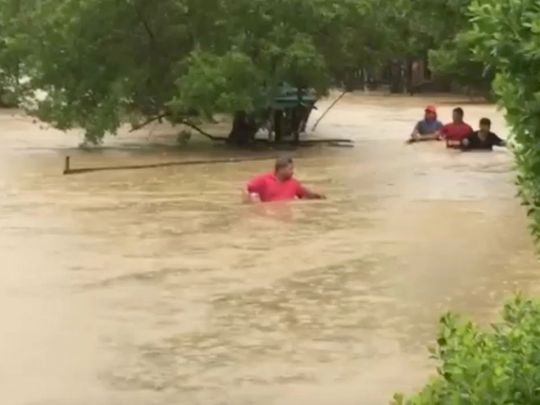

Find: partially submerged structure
270;83;317;143
228;83;317;145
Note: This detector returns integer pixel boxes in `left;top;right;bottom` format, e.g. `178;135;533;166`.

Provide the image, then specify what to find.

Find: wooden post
63;156;70;175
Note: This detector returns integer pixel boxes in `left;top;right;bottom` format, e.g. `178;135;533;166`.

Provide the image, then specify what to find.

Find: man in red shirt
244;157;325;203
441;107;473;148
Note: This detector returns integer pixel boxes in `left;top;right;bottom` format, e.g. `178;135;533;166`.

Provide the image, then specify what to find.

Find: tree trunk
227;111;258;146
274;110;285;143
300;106;312;133
343;68;360;91
405;58;414;95
389;61;403;94
291;107;301;145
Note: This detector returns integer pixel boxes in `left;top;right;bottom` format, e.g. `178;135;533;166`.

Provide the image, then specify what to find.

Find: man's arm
407;122;423;143
460;134;473;150
410;123;420;138
439;124;448;139
243;176;265;203
409;124;443;143
414;132;440;141
297;182;326;200
491;133;506;147
303;188;326;199
421;122;444;140
242;189;260;203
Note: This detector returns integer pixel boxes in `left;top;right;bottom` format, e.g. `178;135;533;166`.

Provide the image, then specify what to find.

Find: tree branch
311;90;348;131
179;119;225;141
132;1;158;53
129;112;170;132
128;113;225;141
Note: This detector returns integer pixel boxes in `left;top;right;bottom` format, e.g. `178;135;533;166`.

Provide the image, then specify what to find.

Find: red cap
425;105;437;113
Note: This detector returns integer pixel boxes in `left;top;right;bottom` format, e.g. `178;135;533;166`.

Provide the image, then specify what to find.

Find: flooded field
0;93;537;405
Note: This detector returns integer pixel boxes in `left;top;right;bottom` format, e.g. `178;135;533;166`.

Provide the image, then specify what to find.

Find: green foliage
397;0;491;90
394;295;540;405
391;0;471;58
374;0;491;92
0;0;392;142
0;0;30;107
464;0;540;239
429;32;493;93
0;0;499;141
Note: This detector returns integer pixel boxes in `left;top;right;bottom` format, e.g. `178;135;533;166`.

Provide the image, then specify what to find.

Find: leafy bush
393;295;540;405
464;0;540;240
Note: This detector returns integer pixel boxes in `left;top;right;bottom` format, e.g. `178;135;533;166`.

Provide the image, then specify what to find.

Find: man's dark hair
453;107;464;117
275;156;293;171
479;117;491;126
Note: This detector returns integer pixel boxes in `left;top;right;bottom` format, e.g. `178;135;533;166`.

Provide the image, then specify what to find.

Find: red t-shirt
247;173;306;202
441;122;473;147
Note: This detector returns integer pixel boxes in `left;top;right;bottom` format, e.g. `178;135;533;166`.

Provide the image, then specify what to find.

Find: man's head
452;107;464;123
274;156;294;181
479;117;491;133
424;105;437;120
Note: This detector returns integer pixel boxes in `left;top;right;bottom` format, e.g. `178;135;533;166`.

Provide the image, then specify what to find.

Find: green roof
271;83;317;110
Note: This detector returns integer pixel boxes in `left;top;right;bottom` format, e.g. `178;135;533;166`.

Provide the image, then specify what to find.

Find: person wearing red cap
407;105;443;143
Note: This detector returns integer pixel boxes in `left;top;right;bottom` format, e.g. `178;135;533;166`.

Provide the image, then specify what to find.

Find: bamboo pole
311;90;348;132
63;156;277;176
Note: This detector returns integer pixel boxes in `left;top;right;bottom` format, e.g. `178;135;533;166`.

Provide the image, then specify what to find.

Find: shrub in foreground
393;295;540;405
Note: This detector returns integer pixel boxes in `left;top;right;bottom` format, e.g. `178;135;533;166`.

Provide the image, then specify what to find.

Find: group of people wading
407;105;506;151
244;105;507;204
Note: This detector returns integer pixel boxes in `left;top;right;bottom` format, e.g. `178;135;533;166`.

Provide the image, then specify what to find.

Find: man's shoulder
289;177;305;192
248;172;273;185
419;119;442;126
253;172;273;179
441;122;453;132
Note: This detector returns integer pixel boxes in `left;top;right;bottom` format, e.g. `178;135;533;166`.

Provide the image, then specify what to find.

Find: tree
4;0;393;144
0;0;30;106
394;0;491;93
417;0;478;86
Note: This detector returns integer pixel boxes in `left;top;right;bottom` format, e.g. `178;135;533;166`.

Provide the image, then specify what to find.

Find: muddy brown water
1;94;538;405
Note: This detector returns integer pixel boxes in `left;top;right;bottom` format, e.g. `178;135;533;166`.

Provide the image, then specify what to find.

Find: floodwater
1;94;538;405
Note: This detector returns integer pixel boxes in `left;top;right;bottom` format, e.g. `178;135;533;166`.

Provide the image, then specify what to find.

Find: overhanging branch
128;112;225;141
129;112;170;132
179;119;224;141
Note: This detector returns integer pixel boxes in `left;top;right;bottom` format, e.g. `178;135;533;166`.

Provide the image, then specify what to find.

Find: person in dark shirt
461;118;506;151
